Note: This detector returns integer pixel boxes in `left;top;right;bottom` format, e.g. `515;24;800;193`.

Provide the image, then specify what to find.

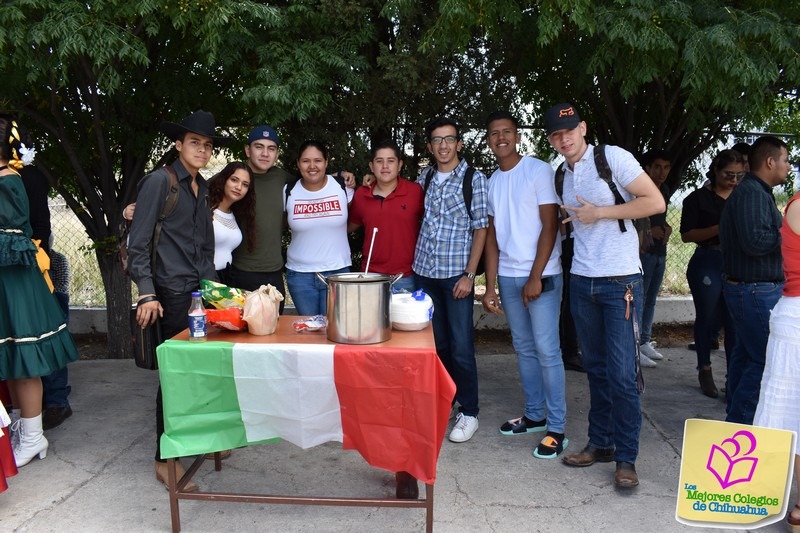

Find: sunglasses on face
723;171;745;180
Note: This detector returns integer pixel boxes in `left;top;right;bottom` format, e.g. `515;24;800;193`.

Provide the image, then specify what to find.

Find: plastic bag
201;279;247;309
242;284;284;335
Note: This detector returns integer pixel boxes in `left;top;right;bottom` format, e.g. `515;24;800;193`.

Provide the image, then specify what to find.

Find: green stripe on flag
157;340;278;458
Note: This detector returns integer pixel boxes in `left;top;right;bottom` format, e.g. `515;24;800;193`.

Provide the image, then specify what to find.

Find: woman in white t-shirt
285;140;354;315
207;162;255;285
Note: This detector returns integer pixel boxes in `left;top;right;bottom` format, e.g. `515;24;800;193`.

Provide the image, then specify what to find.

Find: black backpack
419;164;485;276
554;144;652;250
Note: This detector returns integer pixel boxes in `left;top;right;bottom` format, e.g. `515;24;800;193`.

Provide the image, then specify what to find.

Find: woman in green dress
0;116;78;467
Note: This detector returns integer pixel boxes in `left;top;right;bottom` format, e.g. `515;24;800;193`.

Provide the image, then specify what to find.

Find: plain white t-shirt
285;175;354;272
561;144;644;277
488;156;562;277
212;209;241;270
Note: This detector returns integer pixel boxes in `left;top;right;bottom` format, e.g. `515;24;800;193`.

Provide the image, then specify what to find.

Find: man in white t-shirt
482;110;567;460
545;103;664;489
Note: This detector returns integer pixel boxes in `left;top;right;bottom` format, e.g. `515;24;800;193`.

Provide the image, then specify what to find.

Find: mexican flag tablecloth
157;338;455;484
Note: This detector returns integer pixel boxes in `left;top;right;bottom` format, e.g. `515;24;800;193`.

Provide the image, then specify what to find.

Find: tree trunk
96;250;132;359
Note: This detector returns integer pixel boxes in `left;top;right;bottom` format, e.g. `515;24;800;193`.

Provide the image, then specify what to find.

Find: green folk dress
0;172;78;379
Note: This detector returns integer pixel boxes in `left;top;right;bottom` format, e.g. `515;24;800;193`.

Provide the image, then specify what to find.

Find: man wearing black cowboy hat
128;109;230;492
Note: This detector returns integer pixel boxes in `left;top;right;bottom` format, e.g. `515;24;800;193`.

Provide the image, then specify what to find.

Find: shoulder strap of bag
594;144;627;233
151;165;180;270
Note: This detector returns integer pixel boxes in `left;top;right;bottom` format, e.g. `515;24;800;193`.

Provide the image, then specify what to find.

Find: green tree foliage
392;0;800;194
0;0;368;356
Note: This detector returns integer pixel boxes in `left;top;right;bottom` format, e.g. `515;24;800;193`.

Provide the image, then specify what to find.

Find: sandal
499;415;547;435
533;432;568;459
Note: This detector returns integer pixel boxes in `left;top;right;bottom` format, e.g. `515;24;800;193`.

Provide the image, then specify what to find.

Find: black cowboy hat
159;110;232;146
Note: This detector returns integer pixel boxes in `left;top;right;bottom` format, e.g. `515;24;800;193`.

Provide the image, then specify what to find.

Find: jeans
570;274;642;463
499;274;566;432
417;274;479;416
639;252;666;344
686;248;735;369
154;287;195;462
391;274;417;294
42;291;71;408
286;267;351;316
723;280;783;424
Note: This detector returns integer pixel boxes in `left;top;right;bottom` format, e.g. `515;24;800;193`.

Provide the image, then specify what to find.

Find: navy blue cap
247;125;280;147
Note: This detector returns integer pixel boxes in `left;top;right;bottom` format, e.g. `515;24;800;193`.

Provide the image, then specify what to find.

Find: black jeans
228;266;286;314
154;288;195;462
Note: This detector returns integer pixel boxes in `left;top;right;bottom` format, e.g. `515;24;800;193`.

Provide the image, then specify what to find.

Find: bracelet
463;271;475;280
137;295;159;305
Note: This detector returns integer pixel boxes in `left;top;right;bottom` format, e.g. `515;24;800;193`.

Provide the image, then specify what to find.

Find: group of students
119;104;668;496
5;103;797;509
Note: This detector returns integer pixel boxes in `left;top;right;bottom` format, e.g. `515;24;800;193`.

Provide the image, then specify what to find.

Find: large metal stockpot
316;272;400;344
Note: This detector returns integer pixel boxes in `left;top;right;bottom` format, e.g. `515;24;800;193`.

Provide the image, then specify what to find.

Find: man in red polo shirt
348;139;424;293
347;139;424;499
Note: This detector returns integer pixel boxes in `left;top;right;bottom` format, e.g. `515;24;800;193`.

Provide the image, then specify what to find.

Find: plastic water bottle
188;291;207;342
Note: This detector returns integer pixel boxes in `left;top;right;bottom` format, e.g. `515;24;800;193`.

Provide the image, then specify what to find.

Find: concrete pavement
0;343;790;532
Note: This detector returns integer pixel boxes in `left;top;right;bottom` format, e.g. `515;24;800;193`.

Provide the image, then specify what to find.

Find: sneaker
639;341;663;361
449;413;479;443
499;415;547;436
639;352;657;368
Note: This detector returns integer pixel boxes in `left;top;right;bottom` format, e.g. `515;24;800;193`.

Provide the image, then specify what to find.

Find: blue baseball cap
247;125;280;147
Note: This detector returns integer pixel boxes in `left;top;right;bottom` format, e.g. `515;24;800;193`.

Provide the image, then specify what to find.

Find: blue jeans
286;267;351;316
391;274;417;294
639;252;666;344
42;291;71;408
570;274;642;463
686;248;735;369
499;274;566;432
416;274;479;416
723;280;783;424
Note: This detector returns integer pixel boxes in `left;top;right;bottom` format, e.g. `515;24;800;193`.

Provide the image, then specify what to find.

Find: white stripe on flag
232;343;342;448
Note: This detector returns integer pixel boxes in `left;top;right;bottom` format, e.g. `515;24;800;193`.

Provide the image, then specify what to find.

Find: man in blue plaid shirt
413;116;488;443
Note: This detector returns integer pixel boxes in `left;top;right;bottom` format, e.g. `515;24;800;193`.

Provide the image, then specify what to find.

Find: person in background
43;235;74;429
207;162;256;285
128;110;227;492
721;136;789;425
546;103;664;489
284;140;354;316
637;150;673;368
752;186;800;531
731;141;751;172
347;139;424;293
680;149;742;399
0;115;79;468
482;110;567;459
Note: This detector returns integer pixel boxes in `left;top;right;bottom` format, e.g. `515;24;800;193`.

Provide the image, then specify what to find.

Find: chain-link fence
52;193;699;308
49;198;106;307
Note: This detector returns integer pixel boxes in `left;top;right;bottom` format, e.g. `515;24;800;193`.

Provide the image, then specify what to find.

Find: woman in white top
285;140;354;315
207;162;255;285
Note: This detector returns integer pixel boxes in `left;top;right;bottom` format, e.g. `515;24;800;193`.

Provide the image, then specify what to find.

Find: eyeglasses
430;135;458;145
723;171;745;180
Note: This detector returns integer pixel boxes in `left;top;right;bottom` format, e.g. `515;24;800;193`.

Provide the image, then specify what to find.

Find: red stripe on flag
332;345;455;484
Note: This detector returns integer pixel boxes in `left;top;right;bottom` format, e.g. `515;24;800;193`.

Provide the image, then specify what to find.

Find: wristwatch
463;271;476;280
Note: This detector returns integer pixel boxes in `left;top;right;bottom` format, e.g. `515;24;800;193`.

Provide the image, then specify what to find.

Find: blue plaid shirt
413;158;488;278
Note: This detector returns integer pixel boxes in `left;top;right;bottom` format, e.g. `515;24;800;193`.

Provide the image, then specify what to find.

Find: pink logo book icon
706;430;758;489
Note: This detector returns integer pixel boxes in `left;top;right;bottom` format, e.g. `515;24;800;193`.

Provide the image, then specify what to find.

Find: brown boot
155;460;199;492
698;367;719;398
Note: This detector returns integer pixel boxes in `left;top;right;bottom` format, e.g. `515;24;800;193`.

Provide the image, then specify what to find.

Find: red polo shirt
348;178;424;277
